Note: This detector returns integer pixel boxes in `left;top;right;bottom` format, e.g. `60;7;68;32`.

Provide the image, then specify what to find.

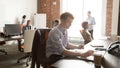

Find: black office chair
31;29;55;68
0;41;7;55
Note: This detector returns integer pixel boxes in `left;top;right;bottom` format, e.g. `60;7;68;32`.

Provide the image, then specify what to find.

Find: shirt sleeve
92;17;96;25
50;31;66;54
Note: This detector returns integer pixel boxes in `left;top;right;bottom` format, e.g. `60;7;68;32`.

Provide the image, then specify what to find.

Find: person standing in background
19;15;27;34
21;15;27;25
87;11;96;39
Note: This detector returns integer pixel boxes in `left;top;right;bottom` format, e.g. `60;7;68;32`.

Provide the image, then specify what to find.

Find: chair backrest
31;29;51;68
24;30;36;52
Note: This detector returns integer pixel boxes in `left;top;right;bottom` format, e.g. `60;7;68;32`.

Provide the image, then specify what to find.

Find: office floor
0;41;31;68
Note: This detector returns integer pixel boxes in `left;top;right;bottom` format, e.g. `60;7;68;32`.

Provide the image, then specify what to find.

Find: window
60;0;106;39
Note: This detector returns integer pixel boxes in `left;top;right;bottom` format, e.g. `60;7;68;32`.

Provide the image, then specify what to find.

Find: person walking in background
20;15;27;32
21;15;27;25
46;12;94;64
87;11;96;39
80;21;92;44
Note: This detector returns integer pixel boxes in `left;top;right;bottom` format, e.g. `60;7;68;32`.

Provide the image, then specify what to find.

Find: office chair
31;29;56;68
0;32;7;55
17;30;36;66
0;41;7;55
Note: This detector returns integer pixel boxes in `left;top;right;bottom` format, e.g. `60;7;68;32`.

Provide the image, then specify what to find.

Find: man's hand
78;45;84;49
80;50;94;58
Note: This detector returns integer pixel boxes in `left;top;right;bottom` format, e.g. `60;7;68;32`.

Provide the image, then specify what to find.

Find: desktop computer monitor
4;24;21;36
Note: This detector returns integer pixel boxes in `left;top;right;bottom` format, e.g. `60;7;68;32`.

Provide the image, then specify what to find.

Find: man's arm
62;49;94;58
67;43;84;49
91;17;96;25
63;49;81;56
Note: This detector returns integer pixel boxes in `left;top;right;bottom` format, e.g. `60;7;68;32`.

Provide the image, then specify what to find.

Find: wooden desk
88;39;112;68
52;59;94;68
51;38;120;68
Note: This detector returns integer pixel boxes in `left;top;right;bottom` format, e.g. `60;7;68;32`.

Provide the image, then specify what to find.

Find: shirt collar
57;25;66;34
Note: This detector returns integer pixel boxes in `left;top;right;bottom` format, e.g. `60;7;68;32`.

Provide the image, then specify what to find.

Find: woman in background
80;21;92;44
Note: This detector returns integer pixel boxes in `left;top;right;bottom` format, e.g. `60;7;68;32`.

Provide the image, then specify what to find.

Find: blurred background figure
22;20;32;34
21;15;27;25
87;11;96;39
51;19;59;28
80;21;92;44
19;15;27;33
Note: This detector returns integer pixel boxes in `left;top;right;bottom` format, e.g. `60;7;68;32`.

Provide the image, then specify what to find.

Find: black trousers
48;54;63;65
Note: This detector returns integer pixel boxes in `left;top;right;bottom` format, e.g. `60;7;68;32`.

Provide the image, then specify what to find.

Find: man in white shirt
87;11;96;39
19;15;27;25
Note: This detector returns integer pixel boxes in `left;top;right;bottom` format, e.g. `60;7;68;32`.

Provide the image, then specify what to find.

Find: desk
52;59;94;68
85;39;120;68
0;36;23;54
88;39;112;68
52;38;120;68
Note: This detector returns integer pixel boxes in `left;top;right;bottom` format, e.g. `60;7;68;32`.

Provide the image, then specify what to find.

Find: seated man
80;21;92;44
22;20;32;34
46;12;94;64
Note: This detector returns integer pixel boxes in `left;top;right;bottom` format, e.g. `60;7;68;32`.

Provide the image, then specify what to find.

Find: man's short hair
60;12;74;20
23;15;26;19
88;11;91;14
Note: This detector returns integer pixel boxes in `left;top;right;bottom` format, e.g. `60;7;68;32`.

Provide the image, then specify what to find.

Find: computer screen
4;24;21;36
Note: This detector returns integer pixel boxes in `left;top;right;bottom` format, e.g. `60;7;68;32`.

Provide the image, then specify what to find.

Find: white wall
100;0;107;35
111;0;119;35
34;14;46;28
0;0;37;28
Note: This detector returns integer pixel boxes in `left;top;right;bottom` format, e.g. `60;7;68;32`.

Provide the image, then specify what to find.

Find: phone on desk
90;45;106;51
108;41;120;57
